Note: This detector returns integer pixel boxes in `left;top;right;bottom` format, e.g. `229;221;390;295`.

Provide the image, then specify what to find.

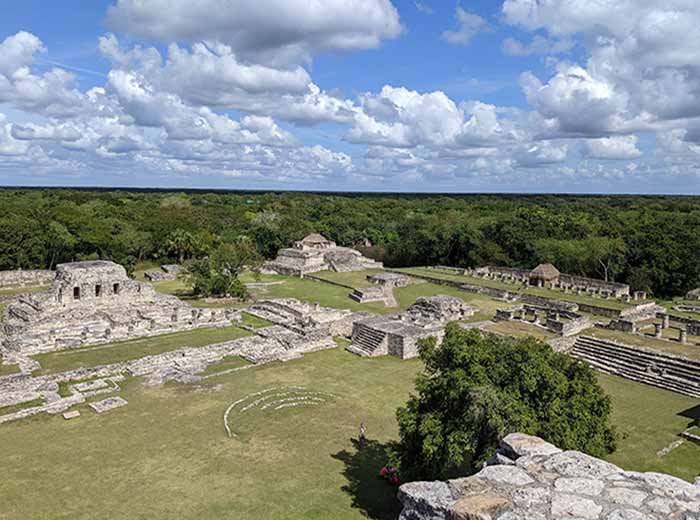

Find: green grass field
31;326;251;375
483;320;558;341
1;348;698;520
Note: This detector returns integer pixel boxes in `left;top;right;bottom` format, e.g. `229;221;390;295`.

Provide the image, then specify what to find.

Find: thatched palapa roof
530;263;560;281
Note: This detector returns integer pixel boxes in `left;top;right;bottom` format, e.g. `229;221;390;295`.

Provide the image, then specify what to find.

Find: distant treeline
1;188;699;298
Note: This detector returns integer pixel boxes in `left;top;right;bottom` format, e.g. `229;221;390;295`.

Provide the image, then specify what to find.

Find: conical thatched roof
530;263;560;280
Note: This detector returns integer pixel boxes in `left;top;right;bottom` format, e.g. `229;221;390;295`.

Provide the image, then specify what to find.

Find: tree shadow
332;437;403;520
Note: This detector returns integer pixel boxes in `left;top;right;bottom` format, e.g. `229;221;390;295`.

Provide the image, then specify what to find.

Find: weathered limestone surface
0;269;54;288
348;296;476;359
398;433;700;520
264;233;382;276
1;261;231;355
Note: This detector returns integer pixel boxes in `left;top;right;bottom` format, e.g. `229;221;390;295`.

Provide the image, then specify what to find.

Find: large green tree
393;324;617;480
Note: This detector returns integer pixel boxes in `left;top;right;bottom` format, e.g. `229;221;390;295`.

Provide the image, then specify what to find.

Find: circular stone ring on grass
223;386;335;438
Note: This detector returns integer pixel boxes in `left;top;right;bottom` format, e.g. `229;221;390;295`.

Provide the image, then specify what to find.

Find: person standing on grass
359;422;366;444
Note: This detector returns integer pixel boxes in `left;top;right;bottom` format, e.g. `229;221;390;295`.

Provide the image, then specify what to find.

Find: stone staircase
347;323;388;357
570;336;700;398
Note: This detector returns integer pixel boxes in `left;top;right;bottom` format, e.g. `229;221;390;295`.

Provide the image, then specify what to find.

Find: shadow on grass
679;404;700;423
332;437;402;520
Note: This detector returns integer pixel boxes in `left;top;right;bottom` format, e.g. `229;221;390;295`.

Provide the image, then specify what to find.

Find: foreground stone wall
0;270;54;288
398;433;700;519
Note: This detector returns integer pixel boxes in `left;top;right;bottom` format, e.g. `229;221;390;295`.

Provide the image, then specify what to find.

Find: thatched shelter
529;263;560;286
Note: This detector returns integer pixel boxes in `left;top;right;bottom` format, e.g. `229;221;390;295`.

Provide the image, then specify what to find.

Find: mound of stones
398;433;700;519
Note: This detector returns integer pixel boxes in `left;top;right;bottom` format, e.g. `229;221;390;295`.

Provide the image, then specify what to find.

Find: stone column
662;314;670;329
680;328;688;345
654;323;663;338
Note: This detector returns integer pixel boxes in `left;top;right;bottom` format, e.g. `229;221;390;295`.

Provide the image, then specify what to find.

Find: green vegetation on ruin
0;397;45;416
0;360;21;378
238;312;274;329
483;320;559;341
309;269;387;288
1;348;698;520
31;325;251;376
199;356;252;376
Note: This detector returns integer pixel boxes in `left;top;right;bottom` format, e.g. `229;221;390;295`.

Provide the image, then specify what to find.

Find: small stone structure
264;233;382;276
349;272;411;307
398;432;700;519
246;298;369;339
494;304;592;337
347;296;475;359
0;269;54;288
144;264;181;282
686;288;700;301
1;260;230;355
89;396;128;413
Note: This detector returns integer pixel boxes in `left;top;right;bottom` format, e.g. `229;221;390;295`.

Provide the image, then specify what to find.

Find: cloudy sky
1;0;700;193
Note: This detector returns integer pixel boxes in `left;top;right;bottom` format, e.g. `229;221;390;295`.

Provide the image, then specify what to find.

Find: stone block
89;396;128;413
62;410;80;420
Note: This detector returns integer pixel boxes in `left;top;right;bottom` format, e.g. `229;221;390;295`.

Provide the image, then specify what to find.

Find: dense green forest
1;188;699;298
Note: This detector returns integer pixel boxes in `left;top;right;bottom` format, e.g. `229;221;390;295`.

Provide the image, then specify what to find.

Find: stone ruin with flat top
0;260;231;356
263;233;382;276
348;295;476;359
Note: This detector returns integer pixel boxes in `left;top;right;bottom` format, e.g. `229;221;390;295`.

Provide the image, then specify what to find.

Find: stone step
572;341;700;384
577;335;700;370
575;337;700;383
572;350;700;397
571;345;700;398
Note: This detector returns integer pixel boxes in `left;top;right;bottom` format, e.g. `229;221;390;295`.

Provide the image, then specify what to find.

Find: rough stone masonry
398;433;700;519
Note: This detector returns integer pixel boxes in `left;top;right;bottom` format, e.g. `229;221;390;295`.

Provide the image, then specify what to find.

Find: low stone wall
387;269;517;301
520;294;578;312
575;302;622;318
304;274;354;290
398;433;700;520
0;270;54;288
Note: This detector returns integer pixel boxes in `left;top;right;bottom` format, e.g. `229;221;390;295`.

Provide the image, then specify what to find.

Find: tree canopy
393;324;617;481
0;188;699;297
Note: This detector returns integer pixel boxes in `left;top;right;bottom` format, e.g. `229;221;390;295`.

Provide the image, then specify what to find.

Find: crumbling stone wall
398;433;700;519
0;270;54;288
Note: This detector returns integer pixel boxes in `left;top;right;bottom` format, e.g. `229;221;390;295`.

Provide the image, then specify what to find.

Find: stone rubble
398;433;700;520
89;396;128;413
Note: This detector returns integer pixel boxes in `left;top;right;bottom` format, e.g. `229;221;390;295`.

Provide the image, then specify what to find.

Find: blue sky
0;1;699;193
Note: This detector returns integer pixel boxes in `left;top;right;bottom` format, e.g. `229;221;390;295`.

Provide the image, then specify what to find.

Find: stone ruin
350;272;411;307
474;264;631;298
0;260;230;356
398;432;700;519
495;303;592;337
143;264;181;282
246;298;368;340
347;295;476;359
0;269;54;289
264;233;382;276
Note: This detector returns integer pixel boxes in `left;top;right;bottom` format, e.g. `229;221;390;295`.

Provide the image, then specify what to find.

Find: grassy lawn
32;326;252;375
0;285;49;298
239;312;274;329
2;347;699;520
199;356;252;376
0;397;45;416
0;361;21;378
311;269;386;288
599;372;700;480
585;328;700;360
0;348;421;520
395;267;632;311
483;320;557;341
